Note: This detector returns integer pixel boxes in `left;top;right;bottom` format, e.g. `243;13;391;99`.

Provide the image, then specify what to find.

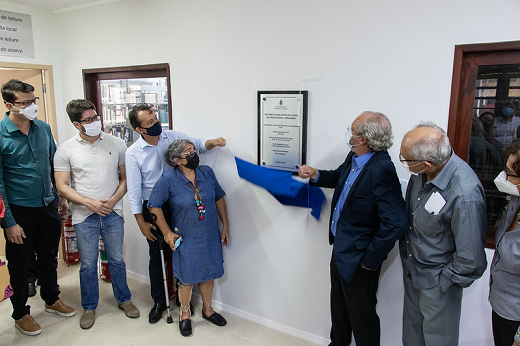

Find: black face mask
140;121;162;136
184;152;200;170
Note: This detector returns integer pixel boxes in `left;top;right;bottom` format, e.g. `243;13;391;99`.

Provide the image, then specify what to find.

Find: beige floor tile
0;258;317;346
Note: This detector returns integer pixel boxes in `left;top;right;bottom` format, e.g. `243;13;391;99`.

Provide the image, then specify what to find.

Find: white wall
0;1;71;141
2;0;520;344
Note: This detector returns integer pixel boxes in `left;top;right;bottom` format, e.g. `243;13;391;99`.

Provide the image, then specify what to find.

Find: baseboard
191;293;328;345
126;270;328;345
126;270;150;284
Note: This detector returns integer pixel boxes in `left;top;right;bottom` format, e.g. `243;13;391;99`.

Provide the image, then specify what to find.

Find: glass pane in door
469;64;520;226
99;77;169;147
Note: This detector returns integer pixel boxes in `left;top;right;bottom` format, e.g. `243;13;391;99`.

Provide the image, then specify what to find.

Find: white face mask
82;120;102;137
400;160;425;176
16;103;38;120
345;129;361;149
494;170;520;196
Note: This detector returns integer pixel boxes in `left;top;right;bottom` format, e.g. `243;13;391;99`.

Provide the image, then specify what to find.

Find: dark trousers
25;189;58;285
492;310;520;346
26;251;39;284
142;200;172;305
3;202;62;320
329;254;381;346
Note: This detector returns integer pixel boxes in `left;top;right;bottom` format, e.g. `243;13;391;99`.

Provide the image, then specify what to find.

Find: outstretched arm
205;137;226;150
299;165;318;180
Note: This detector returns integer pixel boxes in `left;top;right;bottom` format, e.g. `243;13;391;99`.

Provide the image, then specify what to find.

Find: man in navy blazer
299;111;407;346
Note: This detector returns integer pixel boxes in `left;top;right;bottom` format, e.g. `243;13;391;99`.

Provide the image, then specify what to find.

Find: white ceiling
2;0;123;13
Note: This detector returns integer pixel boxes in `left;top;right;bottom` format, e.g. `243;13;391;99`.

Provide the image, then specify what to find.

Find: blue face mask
503;107;514;117
141;121;162;136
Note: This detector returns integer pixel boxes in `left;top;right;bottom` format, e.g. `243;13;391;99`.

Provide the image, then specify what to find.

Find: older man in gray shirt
399;123;487;346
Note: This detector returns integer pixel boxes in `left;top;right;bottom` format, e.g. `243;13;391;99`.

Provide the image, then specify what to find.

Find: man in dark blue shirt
0;79;75;336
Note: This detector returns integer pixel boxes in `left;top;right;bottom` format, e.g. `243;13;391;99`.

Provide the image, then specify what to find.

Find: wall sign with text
0;10;34;59
257;91;308;173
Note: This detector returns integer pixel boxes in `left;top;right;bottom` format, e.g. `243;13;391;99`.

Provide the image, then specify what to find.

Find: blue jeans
74;212;131;310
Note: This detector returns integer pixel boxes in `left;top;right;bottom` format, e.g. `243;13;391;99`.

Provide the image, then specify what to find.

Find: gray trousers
402;271;463;346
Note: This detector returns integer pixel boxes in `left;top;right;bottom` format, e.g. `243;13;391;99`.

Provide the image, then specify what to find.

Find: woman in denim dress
149;139;229;337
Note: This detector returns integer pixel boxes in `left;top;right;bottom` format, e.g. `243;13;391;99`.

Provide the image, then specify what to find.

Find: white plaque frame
258;91;308;172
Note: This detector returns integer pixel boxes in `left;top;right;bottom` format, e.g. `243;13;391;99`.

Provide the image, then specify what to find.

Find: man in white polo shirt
54;99;139;330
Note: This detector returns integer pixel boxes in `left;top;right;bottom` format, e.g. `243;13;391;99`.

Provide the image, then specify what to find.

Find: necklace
186;181;206;220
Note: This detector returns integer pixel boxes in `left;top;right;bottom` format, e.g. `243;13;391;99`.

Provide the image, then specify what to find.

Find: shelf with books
99;77;170;147
83;63;172;148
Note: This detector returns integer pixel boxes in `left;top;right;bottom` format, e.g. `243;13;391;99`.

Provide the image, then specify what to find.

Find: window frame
82;63;172;130
447;40;520;248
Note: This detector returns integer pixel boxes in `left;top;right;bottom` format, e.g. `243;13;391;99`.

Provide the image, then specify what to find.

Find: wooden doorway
448;40;520;248
0;62;58;141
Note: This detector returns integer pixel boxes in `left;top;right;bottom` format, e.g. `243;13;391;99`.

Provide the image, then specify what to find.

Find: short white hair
410;122;452;164
356;111;393;151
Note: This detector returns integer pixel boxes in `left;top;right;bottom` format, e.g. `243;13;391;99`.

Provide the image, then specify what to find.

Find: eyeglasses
180;151;196;158
399;153;423;163
11;97;39;107
506;169;520;179
78;114;100;124
398;153;428;170
346;126;363;137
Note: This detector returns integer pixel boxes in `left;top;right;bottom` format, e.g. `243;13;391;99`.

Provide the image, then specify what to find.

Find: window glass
469;64;520;226
100;77;169;147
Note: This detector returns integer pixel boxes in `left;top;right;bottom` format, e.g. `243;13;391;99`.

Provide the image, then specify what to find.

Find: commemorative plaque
258;91;308;172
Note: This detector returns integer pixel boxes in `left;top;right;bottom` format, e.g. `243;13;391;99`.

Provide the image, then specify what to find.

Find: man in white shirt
54;99;139;330
125;103;225;323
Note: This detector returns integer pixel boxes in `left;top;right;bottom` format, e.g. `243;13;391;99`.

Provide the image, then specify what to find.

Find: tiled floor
0;259;316;346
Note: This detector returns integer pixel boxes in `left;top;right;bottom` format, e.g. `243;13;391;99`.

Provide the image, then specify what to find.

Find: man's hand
221;225;230;247
361;263;377;271
85;198;114;216
299;165;318;180
57;197;68;216
206;137;226;150
101;196;117;212
138;221;157;242
6;224;25;244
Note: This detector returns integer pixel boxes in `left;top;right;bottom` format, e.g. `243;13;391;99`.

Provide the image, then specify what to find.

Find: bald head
401;123;451;165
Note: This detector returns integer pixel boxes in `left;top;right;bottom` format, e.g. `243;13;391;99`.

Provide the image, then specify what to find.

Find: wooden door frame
448;40;520;159
447;40;520;248
0;62;57;141
82;63;172;129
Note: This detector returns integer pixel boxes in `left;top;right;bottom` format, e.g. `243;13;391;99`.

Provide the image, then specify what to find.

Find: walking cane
151;212;173;324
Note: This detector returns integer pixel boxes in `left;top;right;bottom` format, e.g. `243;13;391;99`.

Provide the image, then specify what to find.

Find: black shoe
148;303;166;324
175;298;195;316
28;282;36;298
179;318;192;336
202;311;227;326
